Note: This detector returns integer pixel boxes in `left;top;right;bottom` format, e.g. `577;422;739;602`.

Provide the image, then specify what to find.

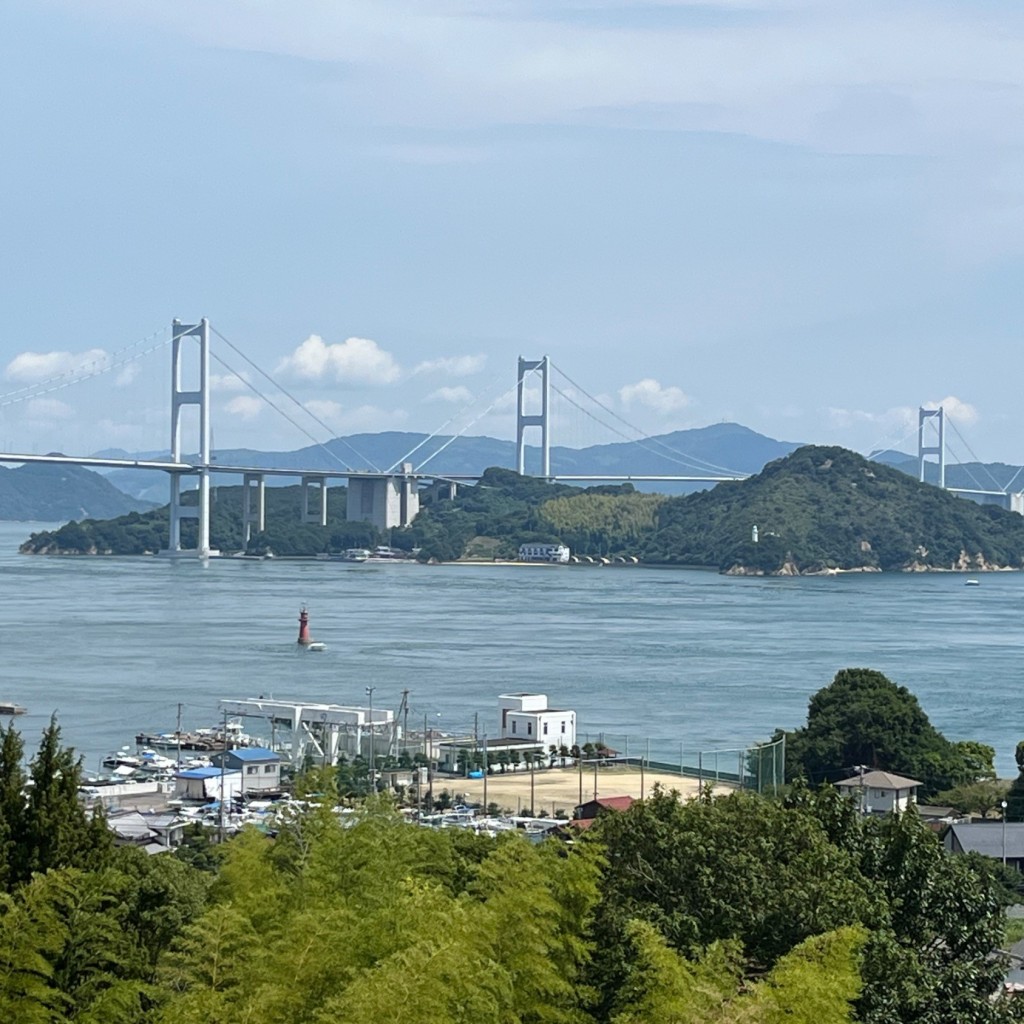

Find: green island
4;668;1024;1023
19;446;1024;573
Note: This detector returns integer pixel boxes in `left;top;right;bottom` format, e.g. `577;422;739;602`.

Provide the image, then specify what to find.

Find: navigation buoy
298;606;312;645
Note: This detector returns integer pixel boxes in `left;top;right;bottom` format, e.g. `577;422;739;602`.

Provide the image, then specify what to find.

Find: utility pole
578;749;583;809
483;734;488;814
176;702;182;768
218;707;227;844
366;687;375;790
402;689;409;761
530;751;535;815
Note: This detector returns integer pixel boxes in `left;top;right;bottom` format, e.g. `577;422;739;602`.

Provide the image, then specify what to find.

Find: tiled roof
836;770;922;790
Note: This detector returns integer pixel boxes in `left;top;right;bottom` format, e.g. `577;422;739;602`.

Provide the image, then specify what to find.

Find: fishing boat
965;578;981;587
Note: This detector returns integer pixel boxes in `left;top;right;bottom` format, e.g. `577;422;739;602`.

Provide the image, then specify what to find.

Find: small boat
307;641;327;652
0;703;26;716
965;579;980;587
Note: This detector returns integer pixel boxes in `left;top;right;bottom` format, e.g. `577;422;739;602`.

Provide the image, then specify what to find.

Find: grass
1004;916;1024;947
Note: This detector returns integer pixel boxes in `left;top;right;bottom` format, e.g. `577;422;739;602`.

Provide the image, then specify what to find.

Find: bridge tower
516;355;550;478
918;406;945;488
167;318;213;556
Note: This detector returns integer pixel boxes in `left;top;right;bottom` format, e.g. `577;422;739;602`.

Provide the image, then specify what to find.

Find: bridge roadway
0;452;741;484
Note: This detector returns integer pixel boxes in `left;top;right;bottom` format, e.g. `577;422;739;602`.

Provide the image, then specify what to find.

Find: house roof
576;796;635;816
177;766;223;779
948;822;1024;859
224;747;278;762
836;770;922;790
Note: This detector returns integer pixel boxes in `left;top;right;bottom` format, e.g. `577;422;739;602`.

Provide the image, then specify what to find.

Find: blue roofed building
174;766;243;803
211;747;282;794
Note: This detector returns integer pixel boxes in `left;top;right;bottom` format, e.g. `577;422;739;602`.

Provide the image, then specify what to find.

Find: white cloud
5;348;108;382
26;398;74;421
210;371;251;392
414;354;486;377
619;378;689;415
277;335;401;385
304;399;345;429
826;405;915;430
115;364;140;387
225;396;263;420
426;385;474;405
924;395;978;426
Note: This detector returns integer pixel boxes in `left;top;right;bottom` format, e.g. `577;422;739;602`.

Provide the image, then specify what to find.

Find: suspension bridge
0;318;1018;556
0;318;747;556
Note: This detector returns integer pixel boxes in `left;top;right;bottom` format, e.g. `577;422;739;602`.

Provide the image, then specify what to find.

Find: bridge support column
516;355;550;478
301;476;328;526
242;473;265;546
166;318;213;556
918;406;945;488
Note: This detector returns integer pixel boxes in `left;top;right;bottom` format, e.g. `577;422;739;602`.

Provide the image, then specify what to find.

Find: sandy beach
431;764;734;817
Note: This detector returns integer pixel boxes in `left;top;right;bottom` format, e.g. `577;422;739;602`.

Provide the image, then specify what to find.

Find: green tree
0;725;26;890
783;668;978;796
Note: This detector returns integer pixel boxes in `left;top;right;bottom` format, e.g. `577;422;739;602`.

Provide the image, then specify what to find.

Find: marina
3;521;1024;778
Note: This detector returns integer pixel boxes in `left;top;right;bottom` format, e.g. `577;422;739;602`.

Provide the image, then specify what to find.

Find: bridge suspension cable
943;415;1005;492
549;362;747;478
210;326;380;473
411;367;541;474
0;325;172;409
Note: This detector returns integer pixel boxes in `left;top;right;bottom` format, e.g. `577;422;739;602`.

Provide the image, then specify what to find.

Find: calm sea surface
1;522;1021;775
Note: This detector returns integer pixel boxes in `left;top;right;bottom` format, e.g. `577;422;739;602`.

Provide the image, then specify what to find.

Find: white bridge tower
918;406;945;488
166;318;213;556
516;355;551;478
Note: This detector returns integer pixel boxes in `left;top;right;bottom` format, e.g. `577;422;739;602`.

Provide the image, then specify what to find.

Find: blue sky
1;0;1023;468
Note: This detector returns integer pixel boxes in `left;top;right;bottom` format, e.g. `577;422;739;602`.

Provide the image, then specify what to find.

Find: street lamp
1003;800;1009;867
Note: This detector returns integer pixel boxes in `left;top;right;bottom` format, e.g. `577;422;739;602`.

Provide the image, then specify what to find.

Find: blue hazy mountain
96;422;803;501
0;461;154;521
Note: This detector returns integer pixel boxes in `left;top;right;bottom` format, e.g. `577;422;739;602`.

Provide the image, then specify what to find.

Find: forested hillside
0;462;152;521
19;447;1024;571
644;445;1024;573
19;483;378;555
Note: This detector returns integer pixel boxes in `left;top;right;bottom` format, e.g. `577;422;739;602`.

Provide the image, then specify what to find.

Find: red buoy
298;606;312;645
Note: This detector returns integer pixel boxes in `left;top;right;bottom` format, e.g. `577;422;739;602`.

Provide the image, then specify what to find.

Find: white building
499;693;576;750
836;770;921;815
518;543;570;563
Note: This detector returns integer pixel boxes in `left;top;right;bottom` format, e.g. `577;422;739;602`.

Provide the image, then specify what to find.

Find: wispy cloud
426;385;474;404
26;397;74;421
414;354;486;377
225;396;263;420
5;348;108;382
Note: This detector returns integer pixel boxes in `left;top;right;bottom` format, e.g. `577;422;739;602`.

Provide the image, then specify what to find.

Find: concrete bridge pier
242;473;265;545
301;476;328;526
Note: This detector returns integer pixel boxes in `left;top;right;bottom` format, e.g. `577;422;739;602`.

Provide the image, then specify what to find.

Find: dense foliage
19;483;380;556
781;668;994;797
398;467;654;561
20;446;1024;571
0;713;1020;1023
643;445;1024;573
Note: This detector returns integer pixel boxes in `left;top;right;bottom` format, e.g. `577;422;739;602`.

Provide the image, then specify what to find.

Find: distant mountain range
5;422;1023;524
94;422;804;501
0;462;154;521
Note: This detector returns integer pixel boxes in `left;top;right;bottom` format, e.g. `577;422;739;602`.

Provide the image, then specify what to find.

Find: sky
1;0;1023;469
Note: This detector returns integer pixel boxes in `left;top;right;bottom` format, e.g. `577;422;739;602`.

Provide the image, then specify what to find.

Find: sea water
1;522;1021;775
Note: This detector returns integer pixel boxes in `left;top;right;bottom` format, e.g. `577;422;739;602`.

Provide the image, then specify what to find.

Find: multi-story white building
518;543;570;563
499;692;576;750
